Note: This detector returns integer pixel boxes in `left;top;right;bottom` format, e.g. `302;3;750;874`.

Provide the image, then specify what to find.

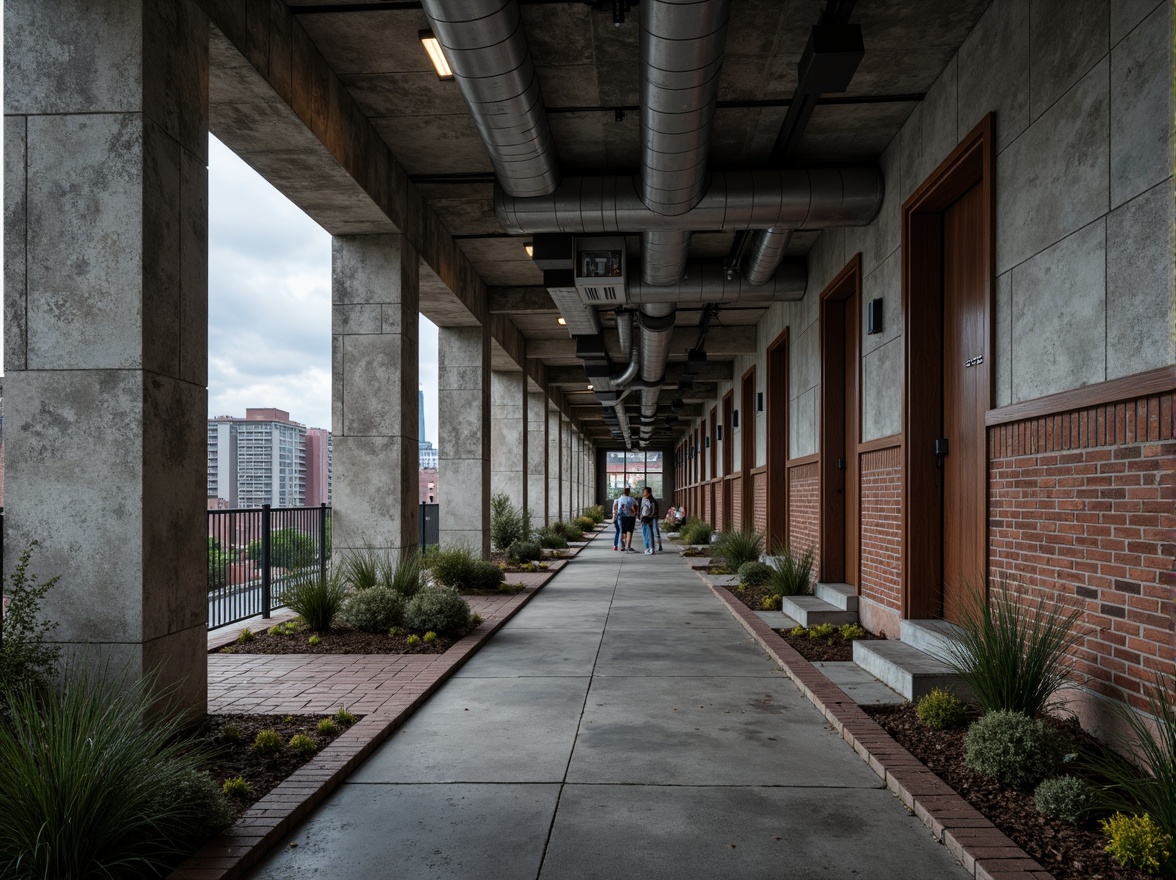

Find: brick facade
788;462;820;576
988;391;1175;713
859;446;903;614
730;475;742;532
752;470;767;537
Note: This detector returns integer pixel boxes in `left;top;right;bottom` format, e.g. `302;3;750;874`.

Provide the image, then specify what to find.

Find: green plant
406;634;421;648
0;541;61;707
220;723;244;744
737;561;774;586
1035;775;1096;825
944;580;1084;718
289;733;317;755
339;545;384;591
807;623;836;640
308;635;321;646
423;631;438;644
506;540;543;565
573;515;596;532
161;769;234;843
268;621;299;638
761;595;780;610
285;569;347;631
282;714;295;724
916;688;969;729
252;729;283;754
471;613;484;626
712;530;764;570
343;586;405;633
563;522;584;542
237;627;255;644
429;543;481;589
584;505;605;524
208;538;232;590
389;548;426;599
404;586;472;634
246;528;318;570
490;492;528;551
535;527;568;549
678;517;713;545
317;718;337;735
765;544;814;597
1084;669;1175;858
333;707;356;725
1101;813;1172;874
789;626;806;637
470;560;507;592
964;710;1062;788
222;776;252;798
0;669;221;878
388;625;403;636
840;623;867;640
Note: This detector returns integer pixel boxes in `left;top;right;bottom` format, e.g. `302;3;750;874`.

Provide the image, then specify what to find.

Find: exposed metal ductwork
637;302;676;442
641;229;694;286
496;169;884;234
628;261;807;302
610;310;641;386
420;0;560;198
743;227;795;286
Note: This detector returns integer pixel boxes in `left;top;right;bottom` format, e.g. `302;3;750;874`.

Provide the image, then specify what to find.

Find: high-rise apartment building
418;387;438;469
207;408;308;508
305;427;332;507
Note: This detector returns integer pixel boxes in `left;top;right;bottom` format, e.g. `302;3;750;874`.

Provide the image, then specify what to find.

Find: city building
419;468;439;505
418;387;438;469
305;427;332;507
207;409;308;509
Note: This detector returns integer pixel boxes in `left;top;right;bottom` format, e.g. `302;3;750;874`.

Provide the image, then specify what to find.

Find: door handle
837;457;846;470
934;437;948;469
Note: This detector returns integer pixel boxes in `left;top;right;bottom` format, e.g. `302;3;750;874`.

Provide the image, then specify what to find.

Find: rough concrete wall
438;325;490;555
527;391;548;528
490;370;525;509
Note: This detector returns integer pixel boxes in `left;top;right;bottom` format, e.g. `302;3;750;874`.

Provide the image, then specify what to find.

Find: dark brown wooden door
721;392;734;530
843;288;860;588
766;335;788;552
942;183;987;621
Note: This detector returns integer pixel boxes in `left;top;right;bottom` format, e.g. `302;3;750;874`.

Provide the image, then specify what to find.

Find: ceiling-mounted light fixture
524;240;534;258
557;317;567;326
419;30;453;80
587;384;594;390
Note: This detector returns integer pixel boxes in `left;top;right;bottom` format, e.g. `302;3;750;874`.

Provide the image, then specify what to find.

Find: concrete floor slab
592;625;778;676
567;675;876;786
813;661;907;705
454;627;604;678
350;676;589;783
251;782;560;880
540;784;968;879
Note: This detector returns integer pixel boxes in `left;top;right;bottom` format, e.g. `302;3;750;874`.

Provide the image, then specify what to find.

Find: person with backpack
639;486;660;554
615;487;638;552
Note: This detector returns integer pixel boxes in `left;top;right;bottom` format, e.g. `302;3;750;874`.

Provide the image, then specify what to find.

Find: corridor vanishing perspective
248;536;967;879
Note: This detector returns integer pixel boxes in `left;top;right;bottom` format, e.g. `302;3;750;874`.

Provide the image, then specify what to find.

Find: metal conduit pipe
638;303;676;439
627;261;807;303
743;227;794;286
638;0;731;283
609;312;641;386
613;402;633;449
495;168;884;234
420;0;560;198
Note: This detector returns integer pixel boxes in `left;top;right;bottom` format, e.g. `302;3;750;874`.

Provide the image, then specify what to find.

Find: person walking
611;493;624;551
616;487;638;552
639;486;659;554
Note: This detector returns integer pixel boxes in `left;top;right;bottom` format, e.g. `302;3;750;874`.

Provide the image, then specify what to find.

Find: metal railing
208;504;331;630
419;502;439;551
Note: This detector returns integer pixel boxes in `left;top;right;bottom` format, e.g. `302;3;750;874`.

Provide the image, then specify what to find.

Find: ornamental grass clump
712;530;764;570
0;670;225;879
388;548;427;600
333;707;356;725
737;561;774;587
964;709;1062;789
1035;775;1097;825
1101;813;1173;875
404;586;472;635
677;517;713;545
285;569;347;631
339;545;384;591
317;718;338;736
916;687;969;730
535;527;568;549
342;587;405;633
944;579;1083;718
765;544;814;597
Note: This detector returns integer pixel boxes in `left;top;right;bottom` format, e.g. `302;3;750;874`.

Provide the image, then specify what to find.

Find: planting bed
215;622;466;655
864;703;1152;880
774;626;883;662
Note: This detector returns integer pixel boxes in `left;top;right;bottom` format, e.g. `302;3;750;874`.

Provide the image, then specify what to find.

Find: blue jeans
613;517;622;548
641;520;654;550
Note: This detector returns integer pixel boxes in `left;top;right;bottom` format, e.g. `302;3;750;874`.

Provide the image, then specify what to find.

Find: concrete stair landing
852;620;973;702
779;582;859;627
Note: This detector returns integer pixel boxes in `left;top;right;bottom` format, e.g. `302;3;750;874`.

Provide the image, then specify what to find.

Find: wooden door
942;183;987;620
740;368;756;532
766;333;788;552
721;392;734;530
842;289;860;588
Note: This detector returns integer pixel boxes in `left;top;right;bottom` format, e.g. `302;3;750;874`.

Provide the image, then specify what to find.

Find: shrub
237;627;254;644
737;561;774;587
0;670;220;878
840;623;867;640
252;729;283;754
469;560;506;592
404;586;472;635
222;776;251;798
1035;775;1097;825
246;528;317;570
285;570;346;631
712;530;764;570
429;543;481;589
220;723;244;744
289;734;317;755
339;545;384;591
563;522;584;541
765;544;814;597
535;527;568;549
573;515;596;532
945;579;1083;718
161;769;234;844
0;542;61;710
584;505;605;524
807;623;836;640
490;492;528;551
916;688;969;730
333;707;356;725
761;595;780;610
208;539;232;590
423;631;438;644
308;635;321;646
343;587;405;633
678;517;713;545
406;634;421;648
317;718;338;736
1101;813;1172;874
964;710;1062;788
506;540;543;565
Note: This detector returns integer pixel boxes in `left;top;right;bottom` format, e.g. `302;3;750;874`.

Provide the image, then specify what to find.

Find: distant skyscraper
418;385;438;469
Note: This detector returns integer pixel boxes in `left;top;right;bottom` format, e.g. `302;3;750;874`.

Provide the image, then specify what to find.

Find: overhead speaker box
685;348;707;374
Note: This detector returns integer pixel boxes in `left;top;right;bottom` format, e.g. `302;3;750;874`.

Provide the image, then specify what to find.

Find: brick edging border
170;563;569;880
703;577;1055;880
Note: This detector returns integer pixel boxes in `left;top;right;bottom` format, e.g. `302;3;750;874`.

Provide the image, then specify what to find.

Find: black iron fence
419;502;439;550
208;504;331;630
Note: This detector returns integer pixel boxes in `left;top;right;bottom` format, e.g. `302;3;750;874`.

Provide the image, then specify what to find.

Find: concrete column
332;234;419;557
439;325;490;555
3;0;209;711
527;390;548;529
490;370;526;510
562;418;573;520
548;406;562;523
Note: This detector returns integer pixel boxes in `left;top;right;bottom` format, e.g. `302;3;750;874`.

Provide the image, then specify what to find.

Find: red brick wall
715;480;725;531
988;391;1175;712
788;462;820;576
730;475;742;532
703;483;711;524
859;446;903;613
753;470;767;536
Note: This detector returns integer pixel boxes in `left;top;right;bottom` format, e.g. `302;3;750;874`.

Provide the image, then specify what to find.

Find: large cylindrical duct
627;261;807;303
638;303;676;439
421;0;559;198
610;311;640;386
496;169;884;234
744;227;794;286
641;230;693;285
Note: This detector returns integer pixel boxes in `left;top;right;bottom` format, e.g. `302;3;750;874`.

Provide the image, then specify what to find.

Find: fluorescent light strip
419;31;453;79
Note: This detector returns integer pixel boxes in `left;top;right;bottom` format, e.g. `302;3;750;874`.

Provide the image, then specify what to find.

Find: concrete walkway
247;535;968;880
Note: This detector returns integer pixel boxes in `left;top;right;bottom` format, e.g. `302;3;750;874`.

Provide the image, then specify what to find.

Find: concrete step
900;619;966;665
754;610;801;630
852;639;973;702
779;594;858;627
814;582;858;613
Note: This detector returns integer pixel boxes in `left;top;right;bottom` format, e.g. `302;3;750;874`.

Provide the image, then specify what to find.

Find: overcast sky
209;135;440;444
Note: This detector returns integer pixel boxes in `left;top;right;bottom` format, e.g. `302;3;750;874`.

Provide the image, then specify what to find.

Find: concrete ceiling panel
298;9;432;76
341;72;469;119
538;66;602;107
371;116;492;176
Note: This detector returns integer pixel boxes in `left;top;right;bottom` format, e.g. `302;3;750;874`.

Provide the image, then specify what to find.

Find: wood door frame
721;391;734;530
740;365;756;533
765;328;789;551
902;113;994;620
819;254;863;585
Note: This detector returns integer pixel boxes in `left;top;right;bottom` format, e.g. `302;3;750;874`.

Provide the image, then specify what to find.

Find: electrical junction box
574;237;627;305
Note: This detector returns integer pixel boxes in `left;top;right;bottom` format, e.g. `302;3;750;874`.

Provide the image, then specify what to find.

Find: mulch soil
215;622;462;655
775;627;884;662
202;713;356;820
863;703;1152;880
